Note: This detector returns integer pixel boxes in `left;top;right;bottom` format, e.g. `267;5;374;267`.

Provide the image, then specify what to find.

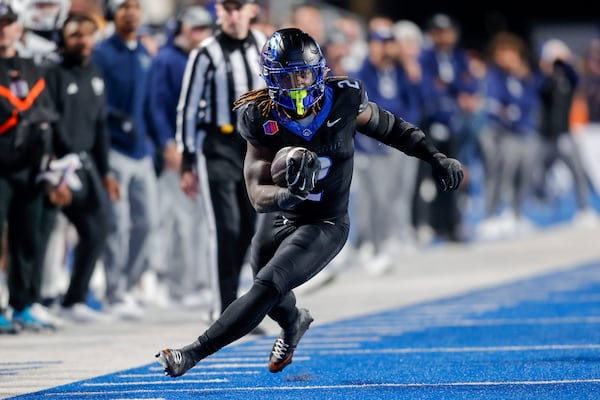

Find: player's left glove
430;153;464;192
286;149;320;198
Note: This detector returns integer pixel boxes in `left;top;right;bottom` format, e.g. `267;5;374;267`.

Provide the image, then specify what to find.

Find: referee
177;0;266;321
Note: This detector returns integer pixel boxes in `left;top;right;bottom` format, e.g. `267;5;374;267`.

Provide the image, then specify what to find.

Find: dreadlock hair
232;88;272;115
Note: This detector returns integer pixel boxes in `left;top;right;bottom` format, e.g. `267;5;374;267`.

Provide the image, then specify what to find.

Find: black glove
286;149;320;199
430;153;464;192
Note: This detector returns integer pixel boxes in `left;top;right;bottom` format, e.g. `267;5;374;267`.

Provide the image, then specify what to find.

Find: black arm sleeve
358;101;440;163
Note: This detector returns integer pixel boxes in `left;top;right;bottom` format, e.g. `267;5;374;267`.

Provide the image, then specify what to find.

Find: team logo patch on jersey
66;82;78;95
263;120;279;135
91;77;104;96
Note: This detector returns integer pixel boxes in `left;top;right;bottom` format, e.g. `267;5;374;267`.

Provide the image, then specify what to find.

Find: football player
156;27;463;378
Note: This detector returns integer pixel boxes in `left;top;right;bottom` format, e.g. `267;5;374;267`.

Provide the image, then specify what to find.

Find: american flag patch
263;120;279;135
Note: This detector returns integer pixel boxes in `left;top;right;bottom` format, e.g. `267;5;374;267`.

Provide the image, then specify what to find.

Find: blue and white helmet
260;28;326;116
22;0;71;32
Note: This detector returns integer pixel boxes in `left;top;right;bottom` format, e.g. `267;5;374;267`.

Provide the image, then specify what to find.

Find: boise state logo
263;120;279;135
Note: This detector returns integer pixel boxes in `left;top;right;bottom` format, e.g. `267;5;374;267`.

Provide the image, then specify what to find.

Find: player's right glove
430;153;464;192
286;149;320;198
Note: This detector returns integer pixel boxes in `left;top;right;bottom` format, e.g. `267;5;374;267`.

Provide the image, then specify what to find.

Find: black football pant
197;213;350;355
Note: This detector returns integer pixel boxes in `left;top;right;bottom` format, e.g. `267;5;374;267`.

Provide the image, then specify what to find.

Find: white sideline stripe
201;356;310;364
425;316;600;326
121;371;259;377
317;344;600;355
229;344;364;354
217;343;361;354
153;361;305;369
318;315;600;328
45;378;600;396
313;315;600;336
317;316;600;330
82;379;228;387
249;336;381;344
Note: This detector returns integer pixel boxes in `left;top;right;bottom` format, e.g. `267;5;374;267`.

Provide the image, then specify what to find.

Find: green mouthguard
290;90;307;115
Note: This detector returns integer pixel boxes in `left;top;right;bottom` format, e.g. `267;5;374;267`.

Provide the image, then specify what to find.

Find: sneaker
364;253;393;276
30;303;65;329
156;340;203;378
0;313;19;334
572;209;599;229
180;290;213;309
107;297;144;320
60;303;113;324
268;308;314;373
12;306;56;332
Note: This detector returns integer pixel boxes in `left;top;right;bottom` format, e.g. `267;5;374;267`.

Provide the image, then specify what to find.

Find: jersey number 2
307;156;331;202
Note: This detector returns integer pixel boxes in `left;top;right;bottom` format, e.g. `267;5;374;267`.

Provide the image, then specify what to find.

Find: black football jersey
240;77;369;220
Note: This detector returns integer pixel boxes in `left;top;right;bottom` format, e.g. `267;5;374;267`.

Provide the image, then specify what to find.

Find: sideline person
176;0;266;320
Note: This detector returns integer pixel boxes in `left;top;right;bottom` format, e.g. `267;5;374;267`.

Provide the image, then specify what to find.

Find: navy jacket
149;38;188;146
353;58;424;155
91;34;156;159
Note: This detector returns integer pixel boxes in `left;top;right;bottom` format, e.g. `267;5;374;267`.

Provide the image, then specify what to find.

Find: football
270;146;310;187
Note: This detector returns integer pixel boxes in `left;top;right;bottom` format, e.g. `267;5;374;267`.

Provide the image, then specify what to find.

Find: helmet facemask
263;62;325;116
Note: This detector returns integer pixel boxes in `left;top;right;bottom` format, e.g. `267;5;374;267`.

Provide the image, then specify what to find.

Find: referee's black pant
209;178;256;314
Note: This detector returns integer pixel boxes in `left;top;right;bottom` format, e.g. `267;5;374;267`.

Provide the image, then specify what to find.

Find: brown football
270;146;309;187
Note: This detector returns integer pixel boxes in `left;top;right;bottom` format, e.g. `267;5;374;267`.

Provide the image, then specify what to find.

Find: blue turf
9;262;600;400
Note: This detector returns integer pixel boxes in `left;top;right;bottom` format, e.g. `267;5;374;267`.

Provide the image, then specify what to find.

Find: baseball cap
540;39;571;63
0;3;18;22
426;13;457;31
107;0;140;15
368;26;394;42
217;0;256;4
180;6;213;28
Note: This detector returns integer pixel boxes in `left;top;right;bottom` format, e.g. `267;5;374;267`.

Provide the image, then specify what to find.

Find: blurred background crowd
0;0;599;333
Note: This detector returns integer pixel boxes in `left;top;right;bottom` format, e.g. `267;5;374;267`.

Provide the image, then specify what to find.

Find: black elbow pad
362;102;394;140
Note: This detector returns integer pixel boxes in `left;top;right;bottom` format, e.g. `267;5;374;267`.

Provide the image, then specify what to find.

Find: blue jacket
91;33;156;159
484;65;541;136
419;45;479;132
148;38;188;146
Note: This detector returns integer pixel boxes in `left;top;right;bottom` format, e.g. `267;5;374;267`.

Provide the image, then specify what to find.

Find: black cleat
268;308;314;373
156;341;202;378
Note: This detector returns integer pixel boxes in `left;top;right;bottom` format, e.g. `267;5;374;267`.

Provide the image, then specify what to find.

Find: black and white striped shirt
176;29;266;180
